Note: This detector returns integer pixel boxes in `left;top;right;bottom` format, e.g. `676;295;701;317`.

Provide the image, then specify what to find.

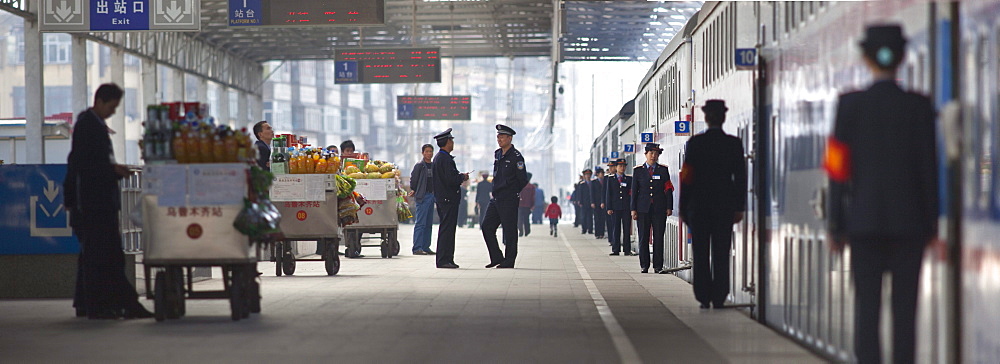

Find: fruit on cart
380;172;395;179
378;163;395;173
348;172;366;180
344;166;361;175
335;174;355;198
367;172;382;179
364;164;380;173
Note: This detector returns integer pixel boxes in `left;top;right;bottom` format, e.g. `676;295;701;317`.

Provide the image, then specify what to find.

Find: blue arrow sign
640;133;653;143
0;165;79;254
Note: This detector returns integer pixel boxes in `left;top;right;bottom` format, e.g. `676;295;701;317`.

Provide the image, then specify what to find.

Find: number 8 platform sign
675;120;691;136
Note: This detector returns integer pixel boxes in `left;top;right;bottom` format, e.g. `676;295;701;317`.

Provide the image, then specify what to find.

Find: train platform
0;224;823;363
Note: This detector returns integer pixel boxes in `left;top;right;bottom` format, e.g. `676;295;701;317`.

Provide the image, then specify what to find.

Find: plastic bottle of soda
186;122;202;163
237;128;249;162
224;128;238;163
316;152;329;174
212;126;226;164
173;129;187;163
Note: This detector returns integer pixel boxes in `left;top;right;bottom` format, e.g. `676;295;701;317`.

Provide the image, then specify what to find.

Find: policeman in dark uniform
604;161;617;245
571;174;584;227
432;128;468;269
606;159;633;256
825;25;937;364
679;100;747;309
578;169;594;234
589;167;607;239
481;124;529;268
630;143;674;273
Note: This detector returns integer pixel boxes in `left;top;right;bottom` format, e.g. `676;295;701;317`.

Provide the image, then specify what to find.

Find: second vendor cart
270;174;342;276
343;178;400;259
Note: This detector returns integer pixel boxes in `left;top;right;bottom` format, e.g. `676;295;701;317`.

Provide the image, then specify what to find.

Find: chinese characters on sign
40;0;200;32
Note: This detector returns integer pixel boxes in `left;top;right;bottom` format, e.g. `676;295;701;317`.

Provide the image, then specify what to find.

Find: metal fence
119;167;143;253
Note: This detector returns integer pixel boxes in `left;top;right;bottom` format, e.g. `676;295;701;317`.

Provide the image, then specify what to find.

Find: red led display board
397;96;471;121
335;48;442;84
261;0;384;27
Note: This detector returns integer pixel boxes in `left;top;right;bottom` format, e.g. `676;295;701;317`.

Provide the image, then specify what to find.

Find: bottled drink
316;153;329;174
271;137;288;174
142;121;156;160
173;129;187;163
224;128;238;163
186;122;202;163
237;128;249;162
212;127;226;164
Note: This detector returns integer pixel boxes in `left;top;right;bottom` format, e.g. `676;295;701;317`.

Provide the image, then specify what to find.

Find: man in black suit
64;83;152;320
431;128;469;269
604;161;616;245
474;172;492;226
571;175;584;228
826;25;938;364
631;143;674;274
252;121;273;171
679;100;747;309
578;169;594;234
590;167;607;239
481;124;529;268
606;159;634;256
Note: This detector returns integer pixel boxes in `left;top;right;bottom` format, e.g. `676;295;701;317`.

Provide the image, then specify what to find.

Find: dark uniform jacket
630;164;674;213
590;177;606;206
255;140;270;171
679;128;747;222
432;150;464;204
605;174;633;211
826;80;938;239
64;109;123;228
475;180;493;205
575;181;592;205
491;145;529;200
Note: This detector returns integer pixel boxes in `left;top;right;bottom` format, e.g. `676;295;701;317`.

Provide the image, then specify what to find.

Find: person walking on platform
481;124;529;269
409;144;436;255
679;100;747;308
578;169;594;234
65;83;152;320
431;129;468;269
252;121;273;171
825;25;938;364
631;143;674;274
544;196;562;237
606;159;634;256
590;167;607;239
571;175;584;228
474;172;492;226
517;174;535;237
532;183;546;224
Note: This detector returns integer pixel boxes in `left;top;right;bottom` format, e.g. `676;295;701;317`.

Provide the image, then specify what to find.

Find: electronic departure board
229;0;385;27
397;96;472;121
334;48;442;84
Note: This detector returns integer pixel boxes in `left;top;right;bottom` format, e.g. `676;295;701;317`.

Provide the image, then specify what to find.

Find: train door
753;54;770;322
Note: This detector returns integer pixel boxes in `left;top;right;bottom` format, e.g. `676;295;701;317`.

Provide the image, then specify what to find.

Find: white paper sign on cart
270;175;326;202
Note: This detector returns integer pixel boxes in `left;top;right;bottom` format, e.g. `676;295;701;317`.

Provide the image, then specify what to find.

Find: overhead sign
675;120;691;136
602;157;609;164
397;96;471;121
0;165;79;254
623;144;635;154
610;151;619;159
228;0;385;27
640;133;653;143
335;48;441;84
40;0;201;32
736;48;757;70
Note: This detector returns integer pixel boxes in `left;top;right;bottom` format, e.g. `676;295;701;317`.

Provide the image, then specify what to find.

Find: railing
119;167;143;253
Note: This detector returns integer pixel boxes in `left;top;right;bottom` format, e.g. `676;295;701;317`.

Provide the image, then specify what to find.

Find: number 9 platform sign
675;120;691;136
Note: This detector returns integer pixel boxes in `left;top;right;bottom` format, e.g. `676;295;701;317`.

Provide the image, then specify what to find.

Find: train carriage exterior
586;1;1000;362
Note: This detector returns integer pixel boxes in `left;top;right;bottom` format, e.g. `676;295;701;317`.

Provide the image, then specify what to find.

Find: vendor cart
271;174;341;276
343;178;400;259
140;164;261;322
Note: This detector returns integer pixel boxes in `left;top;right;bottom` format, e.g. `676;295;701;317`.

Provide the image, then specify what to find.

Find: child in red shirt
543;196;562;237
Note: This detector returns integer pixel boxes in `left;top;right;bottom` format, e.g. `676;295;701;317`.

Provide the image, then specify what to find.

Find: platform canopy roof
193;0;702;62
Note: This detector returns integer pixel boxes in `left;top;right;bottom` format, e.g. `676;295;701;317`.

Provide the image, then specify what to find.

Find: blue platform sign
602;157;609;164
90;0;149;30
640;133;653;143
334;61;360;84
623;144;635;154
229;0;262;26
736;48;757;70
675;120;691;136
610;151;619;159
397;103;414;120
40;0;201;32
0;165;79;255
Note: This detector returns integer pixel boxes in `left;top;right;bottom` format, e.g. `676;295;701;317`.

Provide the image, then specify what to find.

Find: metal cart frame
342;178;400;259
271;179;342;276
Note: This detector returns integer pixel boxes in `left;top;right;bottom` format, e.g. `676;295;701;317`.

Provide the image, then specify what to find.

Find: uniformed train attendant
825;24;938;364
606;159;634;256
604;160;617;245
481;124;529;269
630;143;674;273
431;128;469;269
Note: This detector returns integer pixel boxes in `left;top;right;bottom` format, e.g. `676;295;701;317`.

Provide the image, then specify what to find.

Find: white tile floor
0;224;825;363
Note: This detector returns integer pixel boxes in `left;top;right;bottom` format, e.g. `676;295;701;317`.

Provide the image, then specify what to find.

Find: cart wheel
274;242;283;276
166;268;183;319
324;250;341;275
380;241;389;258
391;232;400;257
153;271;167;322
282;248;297;276
229;268;244;321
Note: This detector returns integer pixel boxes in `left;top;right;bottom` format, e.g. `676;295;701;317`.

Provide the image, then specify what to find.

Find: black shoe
641;268;648;273
609;252;619;256
495;265;514;269
700;302;711;309
654;268;664;274
485;262;501;268
423;250;436;255
123;305;154;319
437;263;459;269
625;252;636;256
87;308;121;320
413;251;427;255
75;307;87;318
712;302;726;309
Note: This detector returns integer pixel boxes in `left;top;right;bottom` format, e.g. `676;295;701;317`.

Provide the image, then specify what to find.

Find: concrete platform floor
0;223;825;363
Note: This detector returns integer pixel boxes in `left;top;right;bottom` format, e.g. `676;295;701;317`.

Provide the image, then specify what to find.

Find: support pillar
72;36;88;116
171;68;184;102
110;41;126;163
141;58;158;113
251;94;263;125
237;91;249;127
217;86;230;126
24;1;45;164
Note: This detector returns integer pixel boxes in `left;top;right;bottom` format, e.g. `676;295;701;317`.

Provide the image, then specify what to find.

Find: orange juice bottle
199;124;214;163
289;152;300;174
316;153;328;173
172;130;187;163
212;127;226;164
186;122;202;163
307;153;317;173
224;129;238;162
